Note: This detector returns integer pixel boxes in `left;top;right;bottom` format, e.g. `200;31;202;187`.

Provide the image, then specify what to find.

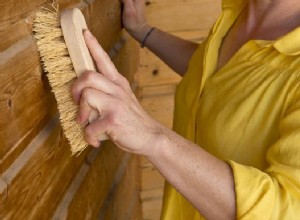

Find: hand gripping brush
33;6;108;155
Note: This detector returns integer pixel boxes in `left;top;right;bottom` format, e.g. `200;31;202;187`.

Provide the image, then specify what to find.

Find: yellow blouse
161;1;300;219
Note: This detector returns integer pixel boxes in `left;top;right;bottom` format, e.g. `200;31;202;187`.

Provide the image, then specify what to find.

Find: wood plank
0;18;32;52
137;48;181;88
0;116;88;220
0;0;83;31
112;34;139;84
58;0;81;9
102;155;142;220
173;29;210;41
137;29;210;89
64;142;127;220
0;38;58;172
0;1;141;220
142;198;163;220
0;1;135;172
141;166;164;191
141;188;164;203
88;0;122;52
140;93;175;129
140;84;177;98
0;0;47;30
145;0;221;32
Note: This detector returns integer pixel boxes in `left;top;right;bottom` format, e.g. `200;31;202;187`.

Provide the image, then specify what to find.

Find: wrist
144;124;170;160
128;24;152;43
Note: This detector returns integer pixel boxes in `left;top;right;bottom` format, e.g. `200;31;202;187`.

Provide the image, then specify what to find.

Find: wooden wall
137;0;221;219
0;0;141;219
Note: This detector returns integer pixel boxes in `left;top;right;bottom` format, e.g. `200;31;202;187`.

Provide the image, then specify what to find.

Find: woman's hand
121;0;151;42
71;30;164;156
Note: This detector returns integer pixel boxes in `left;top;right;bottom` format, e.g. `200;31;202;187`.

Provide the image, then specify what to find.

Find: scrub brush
33;5;108;155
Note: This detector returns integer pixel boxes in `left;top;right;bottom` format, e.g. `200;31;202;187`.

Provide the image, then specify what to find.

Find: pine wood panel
140;92;175;129
142;198;163;220
112;33;139;85
103;155;142;220
0;19;32;52
58;0;81;9
0;2;136;173
0;0;46;30
137;48;181;88
0;39;57;172
0;117;88;220
0;0;141;219
64;143;126;219
0;0;82;30
137;29;210;89
142;166;164;191
89;0;122;52
145;0;221;32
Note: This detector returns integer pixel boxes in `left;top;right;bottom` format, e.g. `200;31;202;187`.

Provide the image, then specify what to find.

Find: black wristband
141;27;155;48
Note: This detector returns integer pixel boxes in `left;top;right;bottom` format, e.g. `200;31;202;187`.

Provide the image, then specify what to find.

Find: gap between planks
0;114;59;195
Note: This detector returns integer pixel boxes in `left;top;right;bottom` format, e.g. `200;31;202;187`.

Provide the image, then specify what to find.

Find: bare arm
122;0;198;76
72;30;236;220
149;128;236;220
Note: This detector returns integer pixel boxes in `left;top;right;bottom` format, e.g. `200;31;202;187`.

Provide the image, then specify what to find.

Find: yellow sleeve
227;90;300;219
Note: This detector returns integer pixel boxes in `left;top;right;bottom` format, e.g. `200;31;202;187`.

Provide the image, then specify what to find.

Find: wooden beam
145;0;221;32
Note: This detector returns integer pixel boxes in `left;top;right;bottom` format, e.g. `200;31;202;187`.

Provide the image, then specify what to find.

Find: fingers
85;119;111;147
122;0;134;11
77;88;111;125
71;70;119;104
83;30;120;82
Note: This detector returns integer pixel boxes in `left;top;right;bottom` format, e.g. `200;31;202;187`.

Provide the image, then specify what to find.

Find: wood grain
137;48;181;88
0;116;88;220
140;92;176;129
0;39;57;171
0;18;33;52
58;0;81;9
102;155;142;220
89;0;122;52
65;142;126;220
0;0;141;219
0;0;46;30
145;0;221;32
112;33;139;85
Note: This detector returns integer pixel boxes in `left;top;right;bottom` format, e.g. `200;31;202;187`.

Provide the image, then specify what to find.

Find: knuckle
114;85;124;96
81;88;91;100
83;71;96;81
107;114;117;127
111;105;124;122
120;76;131;91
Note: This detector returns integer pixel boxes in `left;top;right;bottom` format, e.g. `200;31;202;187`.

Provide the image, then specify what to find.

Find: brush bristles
33;7;88;155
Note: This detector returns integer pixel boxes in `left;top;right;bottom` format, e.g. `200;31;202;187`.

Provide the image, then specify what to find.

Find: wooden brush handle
61;8;108;141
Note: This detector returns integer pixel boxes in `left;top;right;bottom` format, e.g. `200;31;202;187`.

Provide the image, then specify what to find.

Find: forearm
147;128;236;220
130;25;198;76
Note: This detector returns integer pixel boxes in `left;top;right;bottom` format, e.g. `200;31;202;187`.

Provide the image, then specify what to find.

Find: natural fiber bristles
33;7;88;155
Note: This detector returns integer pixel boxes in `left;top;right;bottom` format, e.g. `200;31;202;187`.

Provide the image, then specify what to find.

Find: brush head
33;6;89;155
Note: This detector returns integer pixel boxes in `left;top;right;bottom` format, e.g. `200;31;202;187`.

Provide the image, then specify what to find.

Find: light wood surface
145;0;221;32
